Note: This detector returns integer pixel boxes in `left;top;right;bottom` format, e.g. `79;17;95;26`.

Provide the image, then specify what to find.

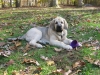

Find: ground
0;7;100;75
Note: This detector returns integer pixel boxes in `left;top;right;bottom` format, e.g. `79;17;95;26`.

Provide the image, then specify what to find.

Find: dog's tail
7;34;26;42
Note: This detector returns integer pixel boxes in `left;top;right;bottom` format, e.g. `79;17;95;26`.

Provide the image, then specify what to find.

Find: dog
19;17;82;50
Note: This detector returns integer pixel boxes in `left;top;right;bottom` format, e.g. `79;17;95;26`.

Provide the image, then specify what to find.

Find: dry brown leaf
46;60;55;66
83;56;100;67
20;70;26;75
14;41;22;47
34;74;39;75
72;60;85;68
0;42;6;46
9;45;17;51
5;59;14;66
91;46;99;50
70;69;81;75
33;67;42;75
54;48;62;52
12;70;20;75
83;43;91;47
90;51;98;56
83;56;95;64
0;38;4;41
23;43;31;53
10;32;14;36
94;60;100;65
22;58;40;66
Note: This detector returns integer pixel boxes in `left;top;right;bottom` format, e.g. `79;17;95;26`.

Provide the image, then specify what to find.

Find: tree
78;0;84;7
50;0;60;8
16;0;20;7
10;0;12;7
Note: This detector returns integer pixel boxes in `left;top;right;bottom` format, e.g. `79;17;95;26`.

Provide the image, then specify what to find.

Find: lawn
0;7;100;75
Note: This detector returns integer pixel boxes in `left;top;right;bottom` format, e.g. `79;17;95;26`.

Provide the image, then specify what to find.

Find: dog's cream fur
21;17;81;50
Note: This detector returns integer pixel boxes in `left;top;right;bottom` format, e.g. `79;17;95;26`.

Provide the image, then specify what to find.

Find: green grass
0;8;100;75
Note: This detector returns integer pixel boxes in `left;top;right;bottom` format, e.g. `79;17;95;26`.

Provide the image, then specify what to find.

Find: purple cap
70;40;79;48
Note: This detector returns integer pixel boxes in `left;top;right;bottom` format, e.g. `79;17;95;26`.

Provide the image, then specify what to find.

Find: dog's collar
57;32;64;38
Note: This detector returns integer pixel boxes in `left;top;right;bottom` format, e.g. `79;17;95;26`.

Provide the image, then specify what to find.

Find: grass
0;7;100;75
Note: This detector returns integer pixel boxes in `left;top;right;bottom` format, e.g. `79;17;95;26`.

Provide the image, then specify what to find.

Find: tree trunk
50;0;60;7
0;0;2;8
35;0;38;6
10;0;12;7
78;0;84;7
16;0;18;7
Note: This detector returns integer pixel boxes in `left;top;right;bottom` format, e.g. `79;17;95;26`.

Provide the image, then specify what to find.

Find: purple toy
70;40;80;48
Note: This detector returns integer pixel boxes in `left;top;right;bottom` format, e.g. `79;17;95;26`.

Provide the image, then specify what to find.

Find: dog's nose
56;25;62;32
57;25;62;27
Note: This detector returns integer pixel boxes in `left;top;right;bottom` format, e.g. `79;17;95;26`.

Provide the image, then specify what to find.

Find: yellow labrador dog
20;17;81;50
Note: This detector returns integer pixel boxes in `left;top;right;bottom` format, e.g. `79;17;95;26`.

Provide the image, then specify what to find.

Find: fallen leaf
12;70;20;75
22;58;40;66
70;69;81;75
35;61;40;66
46;60;55;66
94;60;100;65
23;53;28;56
0;38;4;40
83;43;91;47
9;45;17;50
33;67;42;74
23;43;31;53
83;56;95;64
4;50;11;56
72;60;85;68
56;69;64;73
0;50;11;57
10;32;14;36
34;74;39;75
49;69;65;75
5;30;10;33
4;70;8;75
40;55;49;61
54;48;62;52
14;41;22;47
0;42;6;46
64;69;72;75
90;51;98;56
87;19;91;22
91;46;99;50
5;59;14;66
83;56;100;67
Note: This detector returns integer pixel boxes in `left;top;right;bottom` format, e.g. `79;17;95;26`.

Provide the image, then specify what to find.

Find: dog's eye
55;22;58;24
61;21;63;24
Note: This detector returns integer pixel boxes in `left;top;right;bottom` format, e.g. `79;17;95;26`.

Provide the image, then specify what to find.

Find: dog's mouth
56;26;63;32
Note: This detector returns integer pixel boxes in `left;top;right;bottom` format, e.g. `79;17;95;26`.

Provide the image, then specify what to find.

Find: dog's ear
63;19;68;29
49;19;55;31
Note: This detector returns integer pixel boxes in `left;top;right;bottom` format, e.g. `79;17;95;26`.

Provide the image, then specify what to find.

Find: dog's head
50;17;68;32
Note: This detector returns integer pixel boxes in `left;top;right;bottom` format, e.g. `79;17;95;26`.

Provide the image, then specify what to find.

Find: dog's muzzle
56;25;62;32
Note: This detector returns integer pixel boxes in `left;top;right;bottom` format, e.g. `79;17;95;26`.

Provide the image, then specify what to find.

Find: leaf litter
1;10;100;75
22;58;40;66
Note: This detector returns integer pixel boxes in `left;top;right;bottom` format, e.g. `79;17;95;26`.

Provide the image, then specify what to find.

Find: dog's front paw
36;44;43;48
66;45;73;50
78;43;82;47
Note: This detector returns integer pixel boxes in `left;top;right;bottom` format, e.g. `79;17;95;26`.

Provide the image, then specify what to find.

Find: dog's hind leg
29;34;43;48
